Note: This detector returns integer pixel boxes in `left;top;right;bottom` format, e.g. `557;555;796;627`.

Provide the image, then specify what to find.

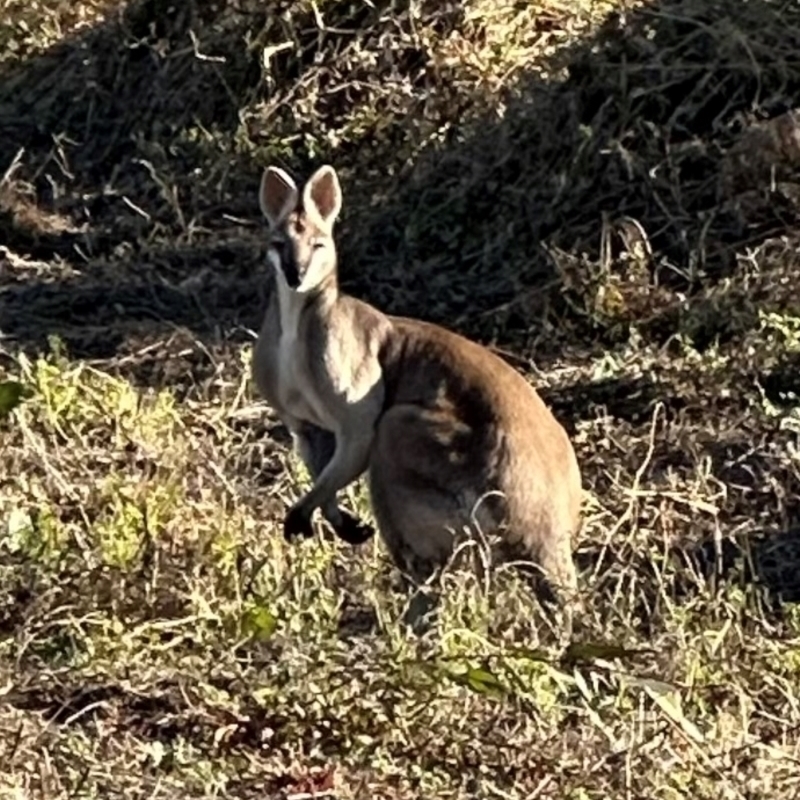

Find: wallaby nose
277;247;300;287
282;261;301;288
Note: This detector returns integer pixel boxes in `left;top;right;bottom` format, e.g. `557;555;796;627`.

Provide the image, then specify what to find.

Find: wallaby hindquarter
368;315;581;596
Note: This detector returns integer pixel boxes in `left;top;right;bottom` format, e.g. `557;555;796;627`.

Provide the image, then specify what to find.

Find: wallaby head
259;164;342;294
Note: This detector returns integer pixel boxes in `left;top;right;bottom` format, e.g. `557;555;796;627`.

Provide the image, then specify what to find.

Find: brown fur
252;164;582;613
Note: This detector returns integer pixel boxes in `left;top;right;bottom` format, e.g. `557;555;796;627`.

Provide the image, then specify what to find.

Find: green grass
3;338;800;798
2;0;800;797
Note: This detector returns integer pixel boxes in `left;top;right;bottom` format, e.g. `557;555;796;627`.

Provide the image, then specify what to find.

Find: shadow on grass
576;524;800;637
0;0;797;362
1;0;800;623
573;417;800;629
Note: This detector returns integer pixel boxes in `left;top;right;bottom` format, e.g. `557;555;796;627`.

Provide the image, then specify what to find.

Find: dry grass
2;0;800;797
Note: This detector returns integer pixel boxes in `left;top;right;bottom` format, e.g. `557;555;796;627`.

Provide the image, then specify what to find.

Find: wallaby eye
312;241;326;250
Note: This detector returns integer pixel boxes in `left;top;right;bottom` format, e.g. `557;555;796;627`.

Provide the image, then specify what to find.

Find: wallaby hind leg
368;405;482;635
367;475;451;636
540;538;579;647
510;535;577;606
291;421;374;546
502;534;578;646
369;402;577;642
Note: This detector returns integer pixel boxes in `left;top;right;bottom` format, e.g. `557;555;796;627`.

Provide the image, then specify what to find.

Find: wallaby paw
334;510;376;546
283;506;314;542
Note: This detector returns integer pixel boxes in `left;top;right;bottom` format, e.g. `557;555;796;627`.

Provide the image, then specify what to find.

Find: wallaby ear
302;165;342;229
259;166;298;228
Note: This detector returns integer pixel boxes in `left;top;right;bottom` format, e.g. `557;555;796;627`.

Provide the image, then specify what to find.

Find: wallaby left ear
303;165;342;229
260;166;298;228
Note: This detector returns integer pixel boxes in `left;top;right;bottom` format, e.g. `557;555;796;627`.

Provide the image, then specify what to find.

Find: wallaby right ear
259;166;298;228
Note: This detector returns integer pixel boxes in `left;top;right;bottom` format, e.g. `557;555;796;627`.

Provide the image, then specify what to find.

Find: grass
2;0;800;797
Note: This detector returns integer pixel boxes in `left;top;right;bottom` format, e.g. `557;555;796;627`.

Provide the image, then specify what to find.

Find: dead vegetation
2;0;800;797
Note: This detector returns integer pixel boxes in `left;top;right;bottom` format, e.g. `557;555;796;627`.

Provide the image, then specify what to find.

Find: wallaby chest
254;276;388;436
272;285;335;430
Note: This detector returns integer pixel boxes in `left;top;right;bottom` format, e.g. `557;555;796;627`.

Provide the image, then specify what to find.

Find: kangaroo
252;164;582;616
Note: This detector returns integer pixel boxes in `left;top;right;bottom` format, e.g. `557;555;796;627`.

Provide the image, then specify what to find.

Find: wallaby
252;164;582;615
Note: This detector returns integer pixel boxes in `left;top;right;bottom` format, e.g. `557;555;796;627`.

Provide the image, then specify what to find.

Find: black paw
283;506;314;542
334;510;376;546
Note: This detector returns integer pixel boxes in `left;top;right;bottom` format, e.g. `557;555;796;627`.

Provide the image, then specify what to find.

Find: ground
1;0;800;797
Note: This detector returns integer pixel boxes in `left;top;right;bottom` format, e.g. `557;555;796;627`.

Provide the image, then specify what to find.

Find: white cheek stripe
269;246;299;338
267;247;282;273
